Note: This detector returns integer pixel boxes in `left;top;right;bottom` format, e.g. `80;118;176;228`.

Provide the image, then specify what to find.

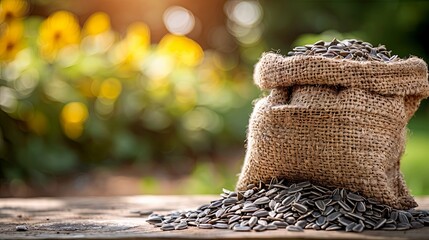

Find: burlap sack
237;53;429;209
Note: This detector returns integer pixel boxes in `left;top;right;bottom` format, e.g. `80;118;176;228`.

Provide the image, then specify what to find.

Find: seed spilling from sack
238;39;429;210
145;39;429;233
287;38;399;62
146;180;429;232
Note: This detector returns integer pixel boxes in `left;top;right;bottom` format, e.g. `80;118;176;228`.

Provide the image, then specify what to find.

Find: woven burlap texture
237;53;429;209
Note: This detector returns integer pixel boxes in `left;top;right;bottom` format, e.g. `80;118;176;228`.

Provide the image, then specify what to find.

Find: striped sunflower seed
254;196;270;205
315;200;326;211
161;224;175;231
286;225;303;232
233;225;251;232
198;223;213;229
292;202;308;213
213;223;228;229
253;224;267;231
347;193;364;202
326;224;342;231
352;223;365;232
175;224;188;230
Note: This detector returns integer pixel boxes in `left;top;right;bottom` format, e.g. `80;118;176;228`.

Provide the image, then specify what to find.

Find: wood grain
1;195;428;240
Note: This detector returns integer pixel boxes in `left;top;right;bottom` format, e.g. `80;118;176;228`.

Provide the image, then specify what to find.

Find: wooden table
1;195;428;240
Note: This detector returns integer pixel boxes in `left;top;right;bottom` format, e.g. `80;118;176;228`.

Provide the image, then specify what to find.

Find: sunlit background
1;0;428;197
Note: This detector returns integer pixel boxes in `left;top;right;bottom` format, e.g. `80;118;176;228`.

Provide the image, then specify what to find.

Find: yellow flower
0;0;28;23
110;22;150;70
126;22;150;51
61;102;88;124
38;11;80;61
60;102;88;139
99;78;122;101
83;12;111;36
81;12;114;54
158;34;203;67
0;20;24;61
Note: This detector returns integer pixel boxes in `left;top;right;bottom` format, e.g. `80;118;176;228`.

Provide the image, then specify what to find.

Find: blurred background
0;0;428;197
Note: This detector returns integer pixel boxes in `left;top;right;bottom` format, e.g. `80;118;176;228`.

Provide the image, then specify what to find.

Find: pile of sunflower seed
146;179;429;232
287;38;400;62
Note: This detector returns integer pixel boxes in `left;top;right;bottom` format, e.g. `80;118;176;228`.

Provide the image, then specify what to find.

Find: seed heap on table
145;179;429;232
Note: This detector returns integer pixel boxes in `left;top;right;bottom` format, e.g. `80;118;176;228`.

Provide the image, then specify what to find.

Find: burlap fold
237;53;429;209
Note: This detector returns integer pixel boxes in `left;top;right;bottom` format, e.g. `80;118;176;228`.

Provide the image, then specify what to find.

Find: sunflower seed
396;223;411;230
198;223;213;229
295;220;307;228
282;195;295;206
209;200;223;208
338;201;352;212
274;205;288;213
248;216;258;227
316;216;327;226
285;216;296;225
215;208;225;218
161;224;175;231
175;224;188;230
327;212;342;221
381;223;397;230
374;218;387;230
266;223;278;230
233;225;251;232
312;211;321;218
289;186;303;194
292;203;308;213
356;202;366;212
243;189;253;198
315;200;326;211
241;206;258;213
228;215;240;224
146;216;163;224
270;221;286;228
268;200;276;210
286;225;303;232
15;225;29;232
345;212;365;221
411;221;424;229
338;217;353;226
252;209;269;217
323;206;335;216
213;223;228;229
326;224;342;231
351;223;364;232
265;188;279;197
345;222;356;232
298;210;313;220
253;224;267;231
398;212;410;225
347;192;364;202
223;198;237;206
254;196;270;205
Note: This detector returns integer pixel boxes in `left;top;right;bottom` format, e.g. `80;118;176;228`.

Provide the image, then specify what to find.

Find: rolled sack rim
254;52;429;97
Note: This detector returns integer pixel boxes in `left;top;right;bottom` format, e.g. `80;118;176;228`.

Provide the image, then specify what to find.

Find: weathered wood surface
1;195;429;240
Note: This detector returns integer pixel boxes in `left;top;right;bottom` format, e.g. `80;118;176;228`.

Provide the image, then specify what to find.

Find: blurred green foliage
402;117;429;196
0;1;256;185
